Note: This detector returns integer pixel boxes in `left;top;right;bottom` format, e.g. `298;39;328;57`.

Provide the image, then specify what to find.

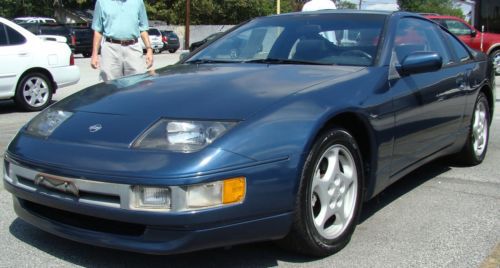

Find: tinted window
393;18;451;65
0;24;7;46
443;30;471;62
21;24;39;34
6;24;26;45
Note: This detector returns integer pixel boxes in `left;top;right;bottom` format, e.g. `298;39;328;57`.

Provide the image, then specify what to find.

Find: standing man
302;0;337;11
91;0;153;81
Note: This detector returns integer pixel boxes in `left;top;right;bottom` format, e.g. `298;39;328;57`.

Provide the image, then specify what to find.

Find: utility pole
184;0;190;50
277;0;281;14
358;0;362;10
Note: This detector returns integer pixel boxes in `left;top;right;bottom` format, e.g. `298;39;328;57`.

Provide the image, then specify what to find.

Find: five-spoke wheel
281;128;363;256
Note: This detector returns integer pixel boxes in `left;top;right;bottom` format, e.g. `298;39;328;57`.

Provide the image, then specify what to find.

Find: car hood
59;63;362;120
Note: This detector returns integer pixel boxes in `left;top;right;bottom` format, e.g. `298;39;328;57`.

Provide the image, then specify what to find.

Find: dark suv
424;14;500;74
18;22;74;51
161;30;180;53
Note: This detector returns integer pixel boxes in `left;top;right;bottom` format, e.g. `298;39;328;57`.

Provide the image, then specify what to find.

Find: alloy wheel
22;76;50;108
310;144;358;240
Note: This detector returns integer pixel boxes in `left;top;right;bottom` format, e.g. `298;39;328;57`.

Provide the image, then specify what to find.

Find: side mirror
398;52;442;75
471;30;477;37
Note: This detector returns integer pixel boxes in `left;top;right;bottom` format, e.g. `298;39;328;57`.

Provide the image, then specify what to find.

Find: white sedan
0;17;80;111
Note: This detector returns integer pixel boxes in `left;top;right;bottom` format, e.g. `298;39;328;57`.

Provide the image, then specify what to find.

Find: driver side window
393;18;451;65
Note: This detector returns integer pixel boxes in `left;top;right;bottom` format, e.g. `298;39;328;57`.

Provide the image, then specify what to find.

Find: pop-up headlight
25;108;73;137
133;120;237;152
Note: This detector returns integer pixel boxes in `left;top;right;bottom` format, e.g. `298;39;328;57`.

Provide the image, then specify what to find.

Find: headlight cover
25;108;73;137
133;119;237;152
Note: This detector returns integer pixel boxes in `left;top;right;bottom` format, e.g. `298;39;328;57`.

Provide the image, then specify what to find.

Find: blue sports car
3;10;495;256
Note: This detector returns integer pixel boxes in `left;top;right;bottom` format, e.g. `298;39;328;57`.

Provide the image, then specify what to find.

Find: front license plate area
34;173;79;197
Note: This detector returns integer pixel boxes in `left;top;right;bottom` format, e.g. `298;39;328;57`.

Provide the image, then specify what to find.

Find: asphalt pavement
0;53;498;267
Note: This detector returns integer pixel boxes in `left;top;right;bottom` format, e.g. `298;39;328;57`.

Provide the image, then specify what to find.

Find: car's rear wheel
281;128;363;256
154;48;161;54
169;49;177;53
15;72;53;112
456;92;490;165
82;52;91;58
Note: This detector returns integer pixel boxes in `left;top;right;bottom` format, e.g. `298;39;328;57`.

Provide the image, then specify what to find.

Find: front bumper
3;155;295;254
10;194;291;254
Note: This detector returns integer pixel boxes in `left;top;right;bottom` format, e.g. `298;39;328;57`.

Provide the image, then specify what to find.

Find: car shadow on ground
8;159;452;267
359;159;451;223
0;100;23;114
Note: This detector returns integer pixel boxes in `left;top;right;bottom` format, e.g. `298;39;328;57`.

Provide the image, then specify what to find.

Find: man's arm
91;31;103;69
140;31;154;68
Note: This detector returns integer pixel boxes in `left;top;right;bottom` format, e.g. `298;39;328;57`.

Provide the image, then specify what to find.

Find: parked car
68;25;93;58
424;14;500;74
139;27;163;54
0;17;80;111
17;22;75;52
189;32;223;52
160;30;180;53
13;17;57;24
3;11;494;257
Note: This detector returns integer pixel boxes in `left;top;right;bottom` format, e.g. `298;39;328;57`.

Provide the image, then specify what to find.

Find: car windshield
188;13;386;66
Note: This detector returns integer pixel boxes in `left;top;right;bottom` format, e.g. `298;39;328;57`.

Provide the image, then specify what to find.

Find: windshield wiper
185;59;240;64
243;58;331;65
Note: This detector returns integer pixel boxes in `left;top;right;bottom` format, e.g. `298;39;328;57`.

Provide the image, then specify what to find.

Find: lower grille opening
20;198;146;236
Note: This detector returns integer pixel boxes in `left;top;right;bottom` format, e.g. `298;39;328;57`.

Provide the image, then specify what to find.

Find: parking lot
0;53;499;267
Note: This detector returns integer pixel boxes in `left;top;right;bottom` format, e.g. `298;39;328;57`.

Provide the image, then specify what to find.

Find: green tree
398;0;463;17
337;1;357;9
0;0;306;24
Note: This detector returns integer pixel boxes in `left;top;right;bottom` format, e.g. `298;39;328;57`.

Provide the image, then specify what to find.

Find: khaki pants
100;41;147;81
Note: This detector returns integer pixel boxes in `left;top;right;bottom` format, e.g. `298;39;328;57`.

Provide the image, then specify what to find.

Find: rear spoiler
38;35;67;43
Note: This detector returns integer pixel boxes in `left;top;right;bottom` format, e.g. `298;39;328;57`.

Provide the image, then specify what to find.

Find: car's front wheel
15;72;53;112
169;49;177;53
281;128;364;256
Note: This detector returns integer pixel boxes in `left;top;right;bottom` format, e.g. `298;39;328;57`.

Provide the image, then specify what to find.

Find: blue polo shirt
92;0;149;40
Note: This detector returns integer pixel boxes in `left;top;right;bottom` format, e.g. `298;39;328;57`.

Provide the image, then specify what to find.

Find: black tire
15;72;53;112
82;52;92;58
280;128;364;256
169;49;177;53
154;48;160;54
455;92;490;165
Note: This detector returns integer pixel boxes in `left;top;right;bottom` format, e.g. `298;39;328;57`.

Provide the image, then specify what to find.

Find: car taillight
162;36;167;42
71;35;76;45
70;53;74;66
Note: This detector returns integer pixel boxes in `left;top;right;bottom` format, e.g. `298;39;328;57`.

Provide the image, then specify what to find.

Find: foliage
397;0;463;18
337;1;357;9
0;0;305;24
